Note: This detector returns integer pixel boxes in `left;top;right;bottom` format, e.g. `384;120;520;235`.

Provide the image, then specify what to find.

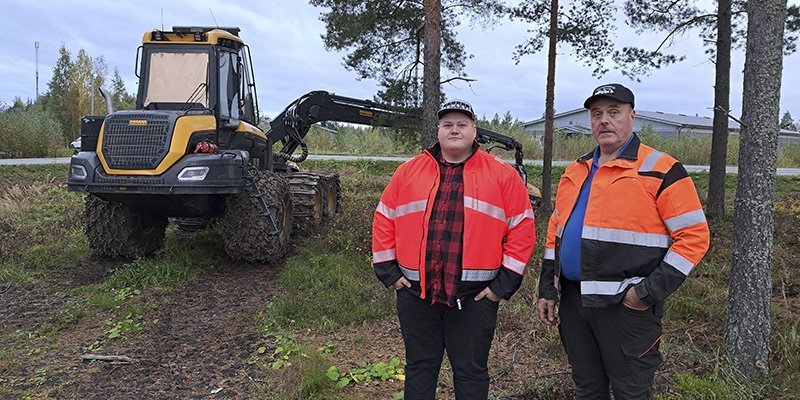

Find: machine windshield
143;50;209;107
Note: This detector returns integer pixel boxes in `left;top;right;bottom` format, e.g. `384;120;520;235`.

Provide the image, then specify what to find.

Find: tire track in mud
32;263;280;399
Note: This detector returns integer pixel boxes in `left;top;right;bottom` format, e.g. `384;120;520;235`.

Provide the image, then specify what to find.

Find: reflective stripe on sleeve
372;249;396;263
580;276;646;295
503;254;527;275
556;224;564;238
664;209;707;233
664;250;695;276
638;151;664;173
582;226;670;248
507;209;535;229
395;200;428;218
399;265;420;281
544;248;555;260
462;269;499;281
376;201;395;219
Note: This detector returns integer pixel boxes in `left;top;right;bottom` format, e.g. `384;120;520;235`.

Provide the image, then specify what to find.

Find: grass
254;160;800;398
268;246;394;330
1;161;799;399
261;160;396;331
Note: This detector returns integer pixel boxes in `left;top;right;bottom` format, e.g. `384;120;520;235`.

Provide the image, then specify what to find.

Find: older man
537;84;710;399
372;99;535;400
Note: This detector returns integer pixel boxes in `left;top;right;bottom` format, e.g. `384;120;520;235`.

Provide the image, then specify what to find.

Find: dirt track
0;261;281;399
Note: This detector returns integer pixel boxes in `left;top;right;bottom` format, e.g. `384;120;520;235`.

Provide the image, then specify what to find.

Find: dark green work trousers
559;279;663;400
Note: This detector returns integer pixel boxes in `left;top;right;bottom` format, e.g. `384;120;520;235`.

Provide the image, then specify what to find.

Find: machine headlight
70;164;87;180
177;166;210;181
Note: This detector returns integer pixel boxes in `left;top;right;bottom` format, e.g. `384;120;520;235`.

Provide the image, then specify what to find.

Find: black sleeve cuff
374;261;403;288
538;259;559;300
489;267;524;300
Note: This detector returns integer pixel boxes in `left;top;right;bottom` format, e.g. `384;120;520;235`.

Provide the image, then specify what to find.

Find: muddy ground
1;255;582;399
1;261;283;399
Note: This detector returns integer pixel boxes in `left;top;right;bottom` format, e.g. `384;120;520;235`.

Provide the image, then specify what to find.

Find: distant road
2;156;799;176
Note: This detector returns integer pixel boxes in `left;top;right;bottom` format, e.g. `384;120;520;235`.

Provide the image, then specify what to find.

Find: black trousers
396;288;499;400
559;279;663;400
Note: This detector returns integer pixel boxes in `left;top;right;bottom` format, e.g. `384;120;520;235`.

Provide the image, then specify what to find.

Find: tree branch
80;354;138;363
440;76;476;85
654;13;717;52
650;0;683;17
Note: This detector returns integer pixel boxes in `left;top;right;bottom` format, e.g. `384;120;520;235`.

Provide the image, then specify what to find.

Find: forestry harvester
67;26;537;263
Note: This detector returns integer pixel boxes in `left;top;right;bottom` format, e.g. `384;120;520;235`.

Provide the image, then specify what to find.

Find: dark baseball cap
583;84;635;109
438;99;476;120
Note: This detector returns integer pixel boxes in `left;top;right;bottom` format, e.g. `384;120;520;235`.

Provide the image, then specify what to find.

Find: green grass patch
0;348;18;375
22;228;89;270
266;246;394;329
96;257;200;292
252;350;348;400
298;353;344;399
663;371;744;400
0;260;39;284
88;287;141;310
78;226;222;294
0;164;68;182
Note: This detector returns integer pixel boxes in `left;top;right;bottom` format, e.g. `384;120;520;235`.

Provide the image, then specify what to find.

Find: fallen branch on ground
80;354;138;363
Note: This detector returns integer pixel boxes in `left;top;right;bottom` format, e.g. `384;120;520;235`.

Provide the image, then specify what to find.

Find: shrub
0;107;64;158
778;142;800;168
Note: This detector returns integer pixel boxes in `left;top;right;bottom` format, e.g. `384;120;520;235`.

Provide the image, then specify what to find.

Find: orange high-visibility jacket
372;145;535;300
539;135;710;307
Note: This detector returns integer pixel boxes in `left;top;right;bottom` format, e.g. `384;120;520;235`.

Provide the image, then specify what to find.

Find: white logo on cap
594;85;616;95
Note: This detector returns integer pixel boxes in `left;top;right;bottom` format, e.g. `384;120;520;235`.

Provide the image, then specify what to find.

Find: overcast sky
1;0;798;123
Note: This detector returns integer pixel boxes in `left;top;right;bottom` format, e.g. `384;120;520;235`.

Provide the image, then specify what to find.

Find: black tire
222;170;293;264
289;172;324;229
319;172;341;220
83;194;168;258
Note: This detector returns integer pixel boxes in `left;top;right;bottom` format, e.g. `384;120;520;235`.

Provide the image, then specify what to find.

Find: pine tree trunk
540;0;558;217
707;0;732;220
725;0;786;380
422;0;442;148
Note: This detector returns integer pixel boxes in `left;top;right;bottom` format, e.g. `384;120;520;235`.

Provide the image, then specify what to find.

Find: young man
372;99;535;400
537;84;710;399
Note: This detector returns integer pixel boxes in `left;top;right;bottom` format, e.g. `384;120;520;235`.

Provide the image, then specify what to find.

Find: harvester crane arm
266;90;528;185
267;91;418;161
476;127;527;184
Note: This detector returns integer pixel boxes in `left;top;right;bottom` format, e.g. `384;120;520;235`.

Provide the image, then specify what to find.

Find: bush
778;142;800;168
0;107;64;158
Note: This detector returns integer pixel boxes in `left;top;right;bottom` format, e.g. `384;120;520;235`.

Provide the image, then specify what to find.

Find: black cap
583;84;635;109
438;99;476;120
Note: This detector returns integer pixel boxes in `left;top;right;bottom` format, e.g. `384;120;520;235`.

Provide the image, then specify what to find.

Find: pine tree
617;1;799;219
510;0;616;216
726;0;787;380
111;68;136;110
780;111;798;130
309;0;504;147
42;44;73;144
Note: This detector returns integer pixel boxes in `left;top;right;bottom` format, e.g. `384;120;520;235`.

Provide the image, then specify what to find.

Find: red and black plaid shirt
425;147;474;307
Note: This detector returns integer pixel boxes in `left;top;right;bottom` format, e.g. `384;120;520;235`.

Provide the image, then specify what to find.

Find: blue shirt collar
592;133;636;167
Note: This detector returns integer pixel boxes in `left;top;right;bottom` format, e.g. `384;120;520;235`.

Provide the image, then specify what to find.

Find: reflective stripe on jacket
539;134;710;307
372;144;536;300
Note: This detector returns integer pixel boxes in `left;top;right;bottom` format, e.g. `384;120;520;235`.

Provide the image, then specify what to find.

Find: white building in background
522;108;800;150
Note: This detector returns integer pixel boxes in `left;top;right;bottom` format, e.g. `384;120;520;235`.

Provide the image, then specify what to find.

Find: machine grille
102;113;173;170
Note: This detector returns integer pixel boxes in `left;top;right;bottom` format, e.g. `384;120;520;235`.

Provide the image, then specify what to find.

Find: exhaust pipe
98;87;115;114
